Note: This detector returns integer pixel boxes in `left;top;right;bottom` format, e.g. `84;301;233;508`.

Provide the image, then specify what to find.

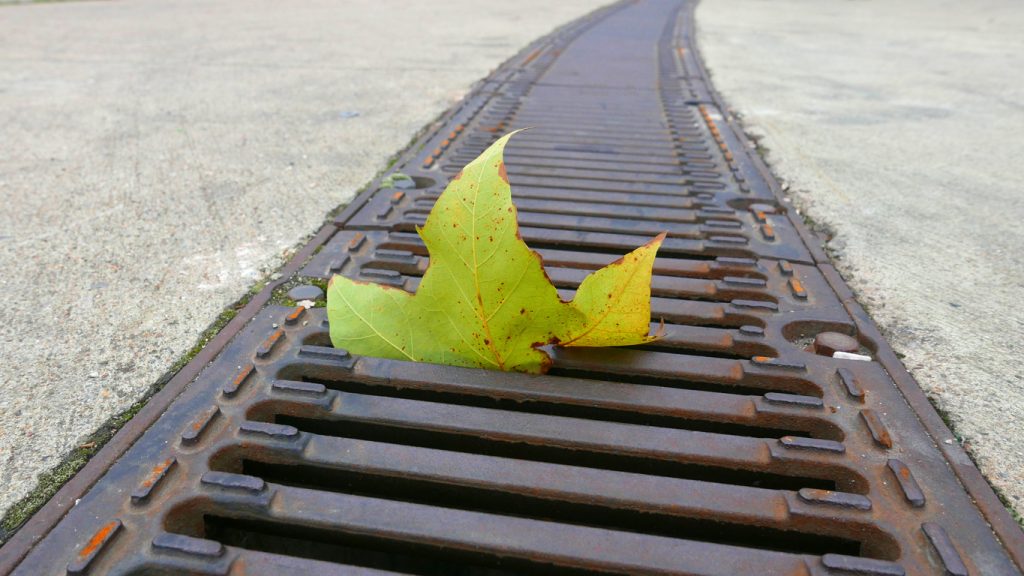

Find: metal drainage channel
3;0;1022;575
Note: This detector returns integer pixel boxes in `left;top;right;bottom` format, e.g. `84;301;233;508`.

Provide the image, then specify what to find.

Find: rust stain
232;365;253;387
257;330;284;358
139;458;174;489
285;306;305;324
877;428;894;448
498;162;509;184
78;520;118;560
522;48;543;66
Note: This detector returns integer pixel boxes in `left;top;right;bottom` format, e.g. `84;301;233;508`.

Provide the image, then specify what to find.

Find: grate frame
2;0;1022;574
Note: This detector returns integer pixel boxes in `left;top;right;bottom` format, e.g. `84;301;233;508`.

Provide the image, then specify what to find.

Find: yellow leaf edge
558;231;668;348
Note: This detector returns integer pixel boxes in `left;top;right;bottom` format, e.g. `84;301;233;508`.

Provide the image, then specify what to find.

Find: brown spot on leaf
453;170;464;181
498;162;509;183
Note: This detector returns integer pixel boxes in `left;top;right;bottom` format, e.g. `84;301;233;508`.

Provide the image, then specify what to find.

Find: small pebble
288;284;324;301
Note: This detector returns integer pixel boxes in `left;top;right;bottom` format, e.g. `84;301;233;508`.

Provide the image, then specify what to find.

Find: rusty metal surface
3;0;1022;574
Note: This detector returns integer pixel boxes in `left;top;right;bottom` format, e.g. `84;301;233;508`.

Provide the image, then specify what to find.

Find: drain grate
3;0;1022;574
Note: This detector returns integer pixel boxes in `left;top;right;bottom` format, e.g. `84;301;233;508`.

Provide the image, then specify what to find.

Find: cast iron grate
2;0;1022;575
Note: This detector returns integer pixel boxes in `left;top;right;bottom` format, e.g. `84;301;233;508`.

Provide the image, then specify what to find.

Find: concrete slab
0;0;604;519
697;0;1024;516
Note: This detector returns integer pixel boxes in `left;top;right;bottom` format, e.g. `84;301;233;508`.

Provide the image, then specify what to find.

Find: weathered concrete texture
0;0;605;517
697;0;1024;514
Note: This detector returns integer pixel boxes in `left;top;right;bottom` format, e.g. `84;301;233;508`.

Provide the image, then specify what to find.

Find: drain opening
378;232;723;262
204;516;549;576
226;460;866;558
284;347;817;401
629;338;771;360
546;367;821;398
293;374;823;439
270;415;846;493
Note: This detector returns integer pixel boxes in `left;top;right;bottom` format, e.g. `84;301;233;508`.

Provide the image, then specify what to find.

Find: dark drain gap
359;267;754;307
378;234;719;261
235;460;864;558
203;517;546;576
511;187;695;208
628;342;754;360
297;374;815;439
272;415;840;492
546;367;821;398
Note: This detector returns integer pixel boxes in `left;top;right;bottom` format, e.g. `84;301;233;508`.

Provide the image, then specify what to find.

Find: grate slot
192;484;828;576
547;348;820;396
264;411;853;493
509;185;700;207
387;222;725;259
287;355;830;435
411;197;701;223
230;456;868;558
287;374;821;439
131;549;412;576
498;151;719;170
404;208;713;239
204;516;539;576
504;174;717;196
366;268;769;307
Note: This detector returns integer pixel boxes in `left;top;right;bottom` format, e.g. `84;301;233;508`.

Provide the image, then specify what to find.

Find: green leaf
328;131;664;373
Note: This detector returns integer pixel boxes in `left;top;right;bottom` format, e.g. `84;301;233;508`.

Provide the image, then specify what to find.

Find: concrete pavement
0;0;604;520
698;0;1024;516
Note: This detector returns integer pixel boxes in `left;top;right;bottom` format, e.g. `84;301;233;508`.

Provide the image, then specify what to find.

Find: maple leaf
328;131;665;373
